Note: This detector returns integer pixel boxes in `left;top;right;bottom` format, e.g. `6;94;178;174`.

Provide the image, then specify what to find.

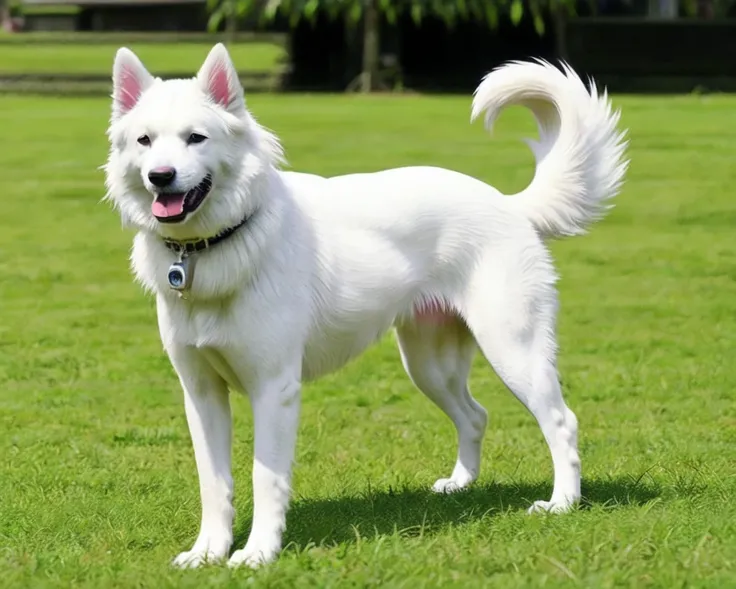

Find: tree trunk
360;0;380;93
552;2;568;63
223;0;238;45
225;0;237;44
0;0;11;33
648;0;678;18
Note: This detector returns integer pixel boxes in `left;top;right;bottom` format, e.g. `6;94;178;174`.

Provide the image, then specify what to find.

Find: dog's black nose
148;167;176;188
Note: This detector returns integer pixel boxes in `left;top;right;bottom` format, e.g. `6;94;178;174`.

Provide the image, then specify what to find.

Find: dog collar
162;215;249;256
161;215;249;295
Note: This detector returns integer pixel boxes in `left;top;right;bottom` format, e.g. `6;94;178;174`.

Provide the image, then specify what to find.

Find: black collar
162;215;249;256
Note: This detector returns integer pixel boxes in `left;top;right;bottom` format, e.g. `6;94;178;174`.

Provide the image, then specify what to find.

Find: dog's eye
137;135;151;146
187;133;208;145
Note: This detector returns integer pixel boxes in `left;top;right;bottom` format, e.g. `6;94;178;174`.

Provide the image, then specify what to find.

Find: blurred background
1;0;736;95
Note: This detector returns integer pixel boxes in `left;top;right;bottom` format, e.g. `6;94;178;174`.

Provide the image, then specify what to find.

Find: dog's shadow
234;476;661;550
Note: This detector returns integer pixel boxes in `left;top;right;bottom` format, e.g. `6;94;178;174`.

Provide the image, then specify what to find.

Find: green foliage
207;0;577;35
680;0;736;17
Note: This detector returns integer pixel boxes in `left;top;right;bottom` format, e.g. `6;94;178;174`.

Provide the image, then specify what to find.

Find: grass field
0;42;285;74
1;91;735;588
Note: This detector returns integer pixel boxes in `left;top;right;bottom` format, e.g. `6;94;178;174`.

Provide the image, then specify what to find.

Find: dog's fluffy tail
471;60;629;239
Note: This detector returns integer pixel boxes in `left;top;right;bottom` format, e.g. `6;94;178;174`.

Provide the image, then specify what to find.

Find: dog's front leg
169;346;234;569
228;369;301;568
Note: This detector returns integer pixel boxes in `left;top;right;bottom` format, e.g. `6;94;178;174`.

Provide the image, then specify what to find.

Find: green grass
0;42;286;74
19;5;81;15
1;92;735;588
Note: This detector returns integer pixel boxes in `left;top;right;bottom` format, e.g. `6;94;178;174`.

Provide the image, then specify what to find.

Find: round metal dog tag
167;259;190;291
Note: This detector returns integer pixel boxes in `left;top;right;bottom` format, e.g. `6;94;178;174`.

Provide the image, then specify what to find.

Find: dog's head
104;44;282;239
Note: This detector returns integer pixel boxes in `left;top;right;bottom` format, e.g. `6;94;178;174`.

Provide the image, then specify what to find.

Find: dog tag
167;255;192;293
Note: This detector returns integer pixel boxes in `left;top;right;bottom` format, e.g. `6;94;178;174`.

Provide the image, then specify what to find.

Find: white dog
104;44;627;568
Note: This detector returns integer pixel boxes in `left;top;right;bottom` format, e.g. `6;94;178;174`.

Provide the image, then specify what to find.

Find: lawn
1;90;735;588
0;42;285;74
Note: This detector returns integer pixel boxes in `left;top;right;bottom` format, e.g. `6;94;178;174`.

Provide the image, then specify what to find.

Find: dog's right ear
111;47;154;121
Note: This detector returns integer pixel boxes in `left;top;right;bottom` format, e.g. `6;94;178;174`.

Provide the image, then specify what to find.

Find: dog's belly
300;311;399;382
299;298;457;382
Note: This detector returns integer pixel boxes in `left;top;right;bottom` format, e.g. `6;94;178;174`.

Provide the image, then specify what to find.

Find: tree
0;0;10;32
207;0;577;92
206;0;246;43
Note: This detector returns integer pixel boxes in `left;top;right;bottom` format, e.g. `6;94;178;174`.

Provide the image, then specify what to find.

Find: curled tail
471;60;629;239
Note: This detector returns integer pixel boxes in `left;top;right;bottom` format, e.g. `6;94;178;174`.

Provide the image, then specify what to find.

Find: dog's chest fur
156;293;281;392
156;285;401;390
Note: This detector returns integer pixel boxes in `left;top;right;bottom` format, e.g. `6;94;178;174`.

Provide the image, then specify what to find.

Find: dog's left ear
197;43;245;116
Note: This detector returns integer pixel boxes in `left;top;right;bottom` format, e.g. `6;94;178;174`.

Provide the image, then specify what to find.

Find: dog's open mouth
152;175;213;223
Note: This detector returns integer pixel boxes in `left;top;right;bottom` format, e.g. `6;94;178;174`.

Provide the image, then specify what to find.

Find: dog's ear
197;43;245;115
111;48;154;120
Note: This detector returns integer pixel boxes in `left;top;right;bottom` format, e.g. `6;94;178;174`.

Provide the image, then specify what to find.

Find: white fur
104;45;628;568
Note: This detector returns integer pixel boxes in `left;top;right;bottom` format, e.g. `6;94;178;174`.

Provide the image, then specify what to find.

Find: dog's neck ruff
161;214;250;296
162;215;249;256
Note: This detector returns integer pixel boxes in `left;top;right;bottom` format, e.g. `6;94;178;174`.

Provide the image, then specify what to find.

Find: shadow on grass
234;476;661;550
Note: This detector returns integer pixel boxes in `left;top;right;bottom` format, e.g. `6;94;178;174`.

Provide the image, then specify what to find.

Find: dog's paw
432;477;471;494
172;533;232;569
526;499;576;515
172;548;226;569
228;534;281;569
227;543;280;569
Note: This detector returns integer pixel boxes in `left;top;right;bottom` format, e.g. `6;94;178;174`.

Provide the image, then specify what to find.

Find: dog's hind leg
396;313;488;493
464;251;581;513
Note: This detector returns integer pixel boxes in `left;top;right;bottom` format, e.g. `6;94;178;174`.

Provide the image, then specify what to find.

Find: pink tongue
152;193;185;218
